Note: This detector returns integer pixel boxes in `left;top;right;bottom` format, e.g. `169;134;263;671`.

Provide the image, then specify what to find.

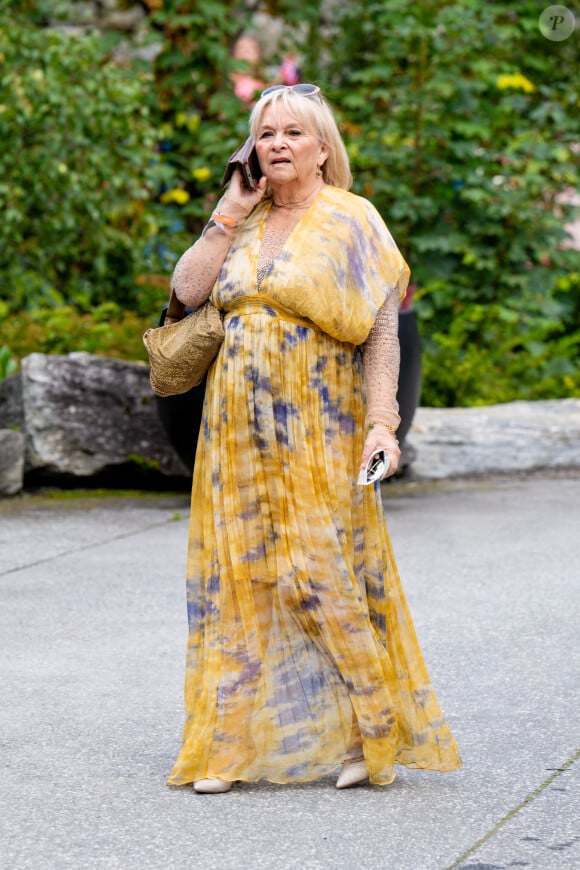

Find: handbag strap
166;288;186;324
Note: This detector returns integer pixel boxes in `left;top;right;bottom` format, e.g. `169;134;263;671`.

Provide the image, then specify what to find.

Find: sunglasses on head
261;83;321;98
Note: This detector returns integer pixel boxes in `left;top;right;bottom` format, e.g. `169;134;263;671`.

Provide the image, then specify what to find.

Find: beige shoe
193;778;232;794
336;759;369;789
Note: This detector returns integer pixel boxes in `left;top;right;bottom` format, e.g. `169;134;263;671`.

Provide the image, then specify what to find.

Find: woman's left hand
360;425;400;479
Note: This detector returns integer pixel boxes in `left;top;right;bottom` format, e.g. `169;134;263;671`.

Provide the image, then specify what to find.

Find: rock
409;399;580;479
2;352;579;490
100;6;146;32
57;1;95;26
0;353;190;487
0;430;25;496
47;2;146;39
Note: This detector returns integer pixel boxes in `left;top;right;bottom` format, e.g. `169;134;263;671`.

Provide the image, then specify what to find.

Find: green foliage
313;0;579;405
2;1;579;409
127;453;162;473
0;14;164;315
147;0;257;236
0;305;154;363
145;0;579;405
0;0;68;22
0;345;18;381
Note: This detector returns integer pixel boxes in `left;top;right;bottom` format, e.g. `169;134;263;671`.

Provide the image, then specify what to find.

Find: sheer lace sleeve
171;224;238;308
362;289;401;431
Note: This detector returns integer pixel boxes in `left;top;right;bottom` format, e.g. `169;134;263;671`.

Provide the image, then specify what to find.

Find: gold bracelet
367;421;399;444
367;421;397;434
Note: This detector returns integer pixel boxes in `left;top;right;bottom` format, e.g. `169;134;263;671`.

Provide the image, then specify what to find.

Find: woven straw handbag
143;289;224;397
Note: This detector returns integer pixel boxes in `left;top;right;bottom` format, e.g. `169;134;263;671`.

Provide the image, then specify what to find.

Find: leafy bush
0;13;163;314
142;0;579;405
2;1;578;408
0;305;156;363
315;0;579;404
147;0;257;235
0;345;18;381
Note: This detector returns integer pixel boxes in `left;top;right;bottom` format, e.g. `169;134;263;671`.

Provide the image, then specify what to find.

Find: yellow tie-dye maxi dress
168;186;461;786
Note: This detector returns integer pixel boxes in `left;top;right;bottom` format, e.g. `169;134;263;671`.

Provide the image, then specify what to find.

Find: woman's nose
271;131;287;148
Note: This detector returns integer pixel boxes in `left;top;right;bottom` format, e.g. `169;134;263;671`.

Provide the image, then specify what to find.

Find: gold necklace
271;182;324;211
271;199;312;211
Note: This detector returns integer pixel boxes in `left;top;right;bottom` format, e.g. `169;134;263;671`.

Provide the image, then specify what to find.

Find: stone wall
409;400;580;480
52;1;147;35
47;0;162;63
47;1;292;65
2;352;580;496
0;353;190;495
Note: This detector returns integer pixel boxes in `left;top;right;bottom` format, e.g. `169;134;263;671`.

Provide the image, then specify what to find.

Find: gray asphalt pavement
1;473;579;870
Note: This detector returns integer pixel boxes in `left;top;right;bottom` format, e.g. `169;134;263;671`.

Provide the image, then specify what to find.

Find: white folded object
357;450;389;485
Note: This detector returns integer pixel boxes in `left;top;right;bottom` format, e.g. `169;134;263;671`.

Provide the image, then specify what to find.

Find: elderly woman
168;84;461;793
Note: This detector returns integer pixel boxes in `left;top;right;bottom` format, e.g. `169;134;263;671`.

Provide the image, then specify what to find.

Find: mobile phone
222;136;262;190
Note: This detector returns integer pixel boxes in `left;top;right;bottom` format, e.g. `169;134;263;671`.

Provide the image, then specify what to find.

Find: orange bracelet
211;212;238;228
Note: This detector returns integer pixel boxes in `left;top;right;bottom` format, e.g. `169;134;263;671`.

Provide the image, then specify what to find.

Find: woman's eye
259;131;273;139
289;130;302;137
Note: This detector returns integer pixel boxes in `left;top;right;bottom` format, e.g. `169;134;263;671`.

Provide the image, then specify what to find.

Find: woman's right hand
218;169;268;221
171;169;267;310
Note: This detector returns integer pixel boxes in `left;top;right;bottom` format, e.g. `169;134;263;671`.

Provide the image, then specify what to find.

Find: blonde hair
249;87;353;190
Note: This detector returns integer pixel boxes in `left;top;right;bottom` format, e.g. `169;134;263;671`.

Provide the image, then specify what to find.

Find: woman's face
255;103;328;190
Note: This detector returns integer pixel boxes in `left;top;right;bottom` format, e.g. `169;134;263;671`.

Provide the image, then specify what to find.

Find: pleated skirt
167;302;461;786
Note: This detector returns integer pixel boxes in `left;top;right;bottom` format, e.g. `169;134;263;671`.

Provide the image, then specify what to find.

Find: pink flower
280;56;300;87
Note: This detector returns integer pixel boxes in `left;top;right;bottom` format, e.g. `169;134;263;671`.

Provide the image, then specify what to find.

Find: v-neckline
256;187;326;288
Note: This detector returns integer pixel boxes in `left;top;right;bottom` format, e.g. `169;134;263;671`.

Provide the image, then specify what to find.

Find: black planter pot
396;309;422;447
156;310;422;472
